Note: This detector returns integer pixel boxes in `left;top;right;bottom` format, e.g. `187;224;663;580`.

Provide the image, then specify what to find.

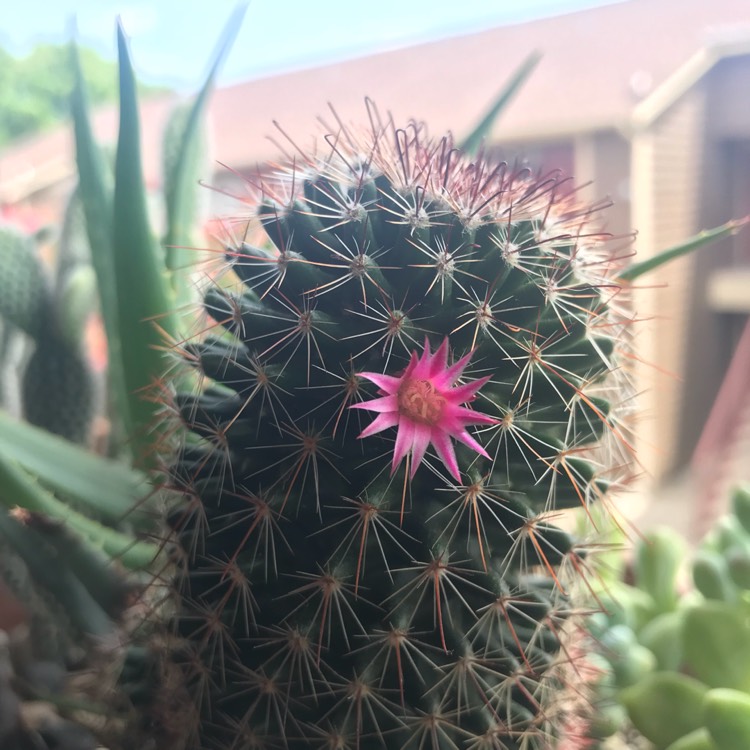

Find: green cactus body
0;225;51;339
0;220;96;444
166;116;632;749
22;329;95;444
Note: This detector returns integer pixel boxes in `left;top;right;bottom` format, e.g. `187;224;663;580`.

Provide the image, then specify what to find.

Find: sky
1;0;620;89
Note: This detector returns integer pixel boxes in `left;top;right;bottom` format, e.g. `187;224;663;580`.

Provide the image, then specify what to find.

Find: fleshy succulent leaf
0;409;153;529
70;40;132;442
0;508;115;637
0;450;158;569
113;21;179;463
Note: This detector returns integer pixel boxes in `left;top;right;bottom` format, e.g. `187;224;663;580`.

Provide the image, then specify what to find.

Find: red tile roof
208;0;750;167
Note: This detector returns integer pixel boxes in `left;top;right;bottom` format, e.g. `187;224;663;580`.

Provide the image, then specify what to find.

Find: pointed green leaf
70;42;133;441
459;51;541;155
0;410;153;529
164;4;246;313
113;21;179;462
618;218;750;282
25;517;134;619
0;452;159;569
0;509;114;636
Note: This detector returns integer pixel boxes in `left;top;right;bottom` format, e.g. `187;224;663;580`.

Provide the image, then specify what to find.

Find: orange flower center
397;379;445;426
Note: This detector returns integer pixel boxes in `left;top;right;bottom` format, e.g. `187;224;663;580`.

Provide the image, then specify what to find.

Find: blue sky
2;0;618;89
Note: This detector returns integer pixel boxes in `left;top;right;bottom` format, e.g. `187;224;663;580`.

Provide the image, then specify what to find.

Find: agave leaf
24;516;135;619
164;4;246;312
113;21;179;462
70;42;133;442
0;410;153;528
0;508;114;636
459;50;542;155
618;217;750;282
0;452;159;569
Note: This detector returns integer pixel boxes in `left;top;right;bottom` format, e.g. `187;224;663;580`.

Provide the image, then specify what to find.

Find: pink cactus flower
351;338;497;482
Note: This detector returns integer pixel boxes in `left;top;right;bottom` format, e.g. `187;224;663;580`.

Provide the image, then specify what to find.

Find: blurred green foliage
585;485;750;750
0;43;164;148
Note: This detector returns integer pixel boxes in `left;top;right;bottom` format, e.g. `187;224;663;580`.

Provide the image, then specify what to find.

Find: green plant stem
618;218;750;282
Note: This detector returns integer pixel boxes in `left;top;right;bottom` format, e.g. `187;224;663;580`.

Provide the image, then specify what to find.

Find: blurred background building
1;0;749;535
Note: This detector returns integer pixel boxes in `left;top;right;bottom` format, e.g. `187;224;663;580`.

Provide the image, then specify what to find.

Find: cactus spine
165;112;633;749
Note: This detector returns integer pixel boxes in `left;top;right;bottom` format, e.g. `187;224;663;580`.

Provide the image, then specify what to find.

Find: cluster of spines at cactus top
163;110;633;750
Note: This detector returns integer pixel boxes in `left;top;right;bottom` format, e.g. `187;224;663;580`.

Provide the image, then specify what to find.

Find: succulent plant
0;19;244;749
585;485;750;750
161;110;636;750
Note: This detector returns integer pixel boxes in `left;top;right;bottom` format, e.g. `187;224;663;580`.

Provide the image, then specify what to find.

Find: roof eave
489;118;630;146
632;36;750;130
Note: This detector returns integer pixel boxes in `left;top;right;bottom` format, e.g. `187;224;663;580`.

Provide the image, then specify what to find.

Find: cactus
0;225;51;339
161;112;634;749
0;219;97;444
21;329;96;444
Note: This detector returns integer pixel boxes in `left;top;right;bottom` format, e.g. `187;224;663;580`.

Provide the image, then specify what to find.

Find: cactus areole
167;109;632;749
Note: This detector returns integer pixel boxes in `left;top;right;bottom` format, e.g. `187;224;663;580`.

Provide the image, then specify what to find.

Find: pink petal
455;429;491;459
442;404;499;428
427;338;449;379
391;419;416;474
439;349;474;387
350;394;398;413
412;338;433;380
409;423;433;477
358;412;399;439
447;375;492;404
431;429;461;482
358;371;402;394
402;350;419;379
